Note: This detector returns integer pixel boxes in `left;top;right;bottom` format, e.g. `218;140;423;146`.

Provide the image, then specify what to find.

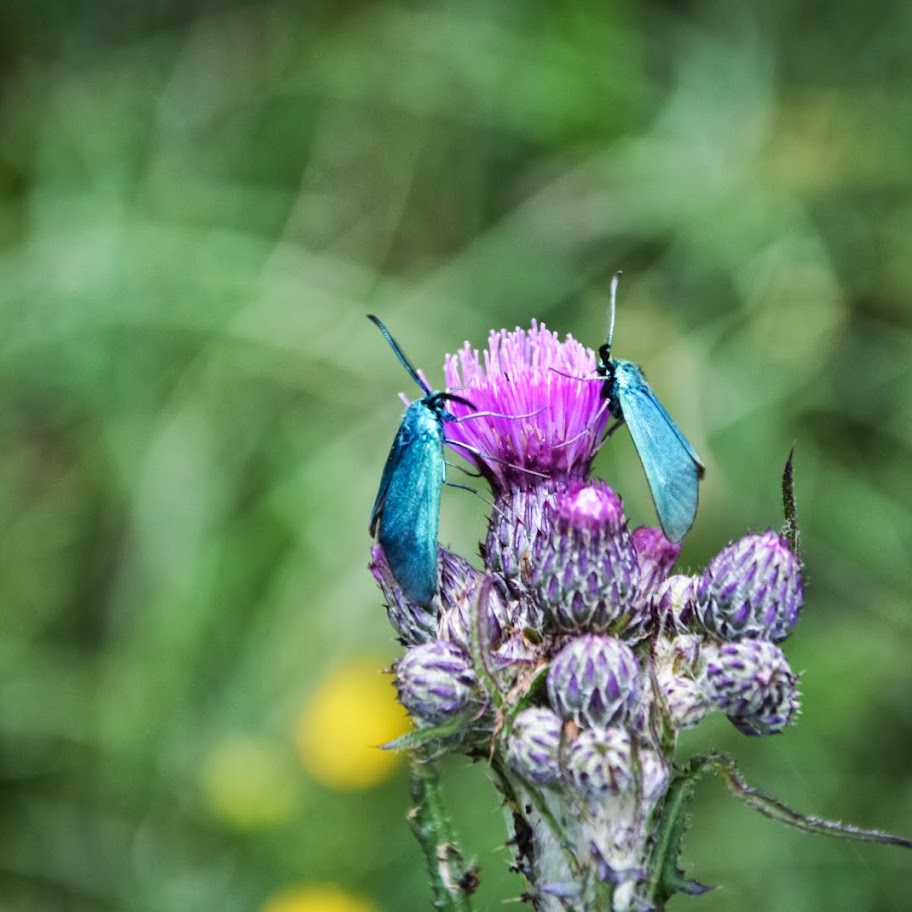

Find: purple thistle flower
505;707;564;786
443;322;610;492
359;311;912;912
395;640;478;727
702;639;800;736
530;481;644;637
631;526;681;602
695;529;803;642
564;726;634;799
547;635;641;730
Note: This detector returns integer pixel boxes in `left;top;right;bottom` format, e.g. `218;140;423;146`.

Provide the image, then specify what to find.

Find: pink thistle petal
443;321;610;491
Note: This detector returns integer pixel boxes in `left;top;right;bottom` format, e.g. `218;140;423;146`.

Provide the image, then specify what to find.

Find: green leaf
709;753;912;848
644;761;715;909
382;714;475;751
781;447;801;559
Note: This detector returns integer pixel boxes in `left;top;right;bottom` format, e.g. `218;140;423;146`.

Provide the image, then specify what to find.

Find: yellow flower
260;884;379;912
200;735;299;829
295;656;410;789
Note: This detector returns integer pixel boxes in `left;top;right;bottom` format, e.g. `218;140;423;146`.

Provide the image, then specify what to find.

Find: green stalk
408;748;477;912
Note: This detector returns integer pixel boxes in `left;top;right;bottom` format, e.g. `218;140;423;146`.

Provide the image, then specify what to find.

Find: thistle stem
408;749;477;912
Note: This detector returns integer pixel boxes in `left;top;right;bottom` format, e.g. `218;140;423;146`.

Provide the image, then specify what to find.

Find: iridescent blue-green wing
614;361;704;543
372;403;445;605
369;419;407;537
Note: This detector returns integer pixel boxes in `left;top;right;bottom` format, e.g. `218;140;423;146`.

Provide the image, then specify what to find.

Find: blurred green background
1;1;911;910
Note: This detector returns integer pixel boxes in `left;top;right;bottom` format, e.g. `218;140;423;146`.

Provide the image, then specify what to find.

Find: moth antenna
368;314;433;396
606;270;622;357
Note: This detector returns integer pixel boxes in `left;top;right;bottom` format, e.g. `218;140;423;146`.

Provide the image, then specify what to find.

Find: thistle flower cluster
369;322;804;911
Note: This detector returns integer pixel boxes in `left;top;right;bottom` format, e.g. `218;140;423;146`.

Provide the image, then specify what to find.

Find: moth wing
370;419;408;536
373;405;445;604
615;363;703;542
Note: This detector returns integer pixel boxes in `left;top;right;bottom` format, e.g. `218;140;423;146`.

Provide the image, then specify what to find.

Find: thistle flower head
443;322;610;491
696;530;804;642
702;639;800;735
365;314;842;912
547;635;641;730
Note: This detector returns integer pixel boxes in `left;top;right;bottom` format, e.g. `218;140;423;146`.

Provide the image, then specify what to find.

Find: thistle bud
653;633;710;730
657;674;712;731
546;635;640;729
637;747;671;803
505;707;564;786
695;530;803;642
370;545;437;645
483;485;554;592
631;526;681;601
655;574;698;633
531;482;643;636
564;726;634;799
492;634;539;672
395;640;477;727
653;632;702;673
436;554;506;653
702;639;800;735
